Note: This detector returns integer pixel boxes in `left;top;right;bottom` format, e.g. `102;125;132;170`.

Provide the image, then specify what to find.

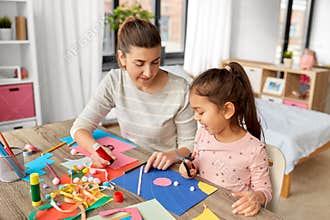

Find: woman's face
118;46;161;89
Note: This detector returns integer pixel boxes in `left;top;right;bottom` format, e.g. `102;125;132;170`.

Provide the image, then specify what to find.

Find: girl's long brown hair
190;62;261;139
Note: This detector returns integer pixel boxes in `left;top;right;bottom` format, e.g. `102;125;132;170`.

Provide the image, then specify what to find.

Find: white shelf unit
0;0;42;131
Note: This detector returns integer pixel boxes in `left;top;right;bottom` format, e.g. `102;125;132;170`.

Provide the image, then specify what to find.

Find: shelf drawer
261;94;283;104
283;99;308;109
0;120;36;132
243;66;262;94
0;83;35;122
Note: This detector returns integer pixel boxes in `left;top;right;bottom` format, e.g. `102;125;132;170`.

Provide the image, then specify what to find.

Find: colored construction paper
69;136;138;170
99;207;142;220
198;182;218;195
153;177;172;186
35;203;79;220
60;160;142;184
23;153;54;183
112;169;217;216
192;205;220;220
29;196;112;220
60;157;92;170
60;129;136;147
88;199;175;220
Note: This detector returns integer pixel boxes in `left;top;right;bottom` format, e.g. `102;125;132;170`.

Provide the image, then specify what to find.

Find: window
275;0;313;64
102;0;188;70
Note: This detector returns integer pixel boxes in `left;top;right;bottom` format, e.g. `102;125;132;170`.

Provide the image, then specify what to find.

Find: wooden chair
266;144;285;212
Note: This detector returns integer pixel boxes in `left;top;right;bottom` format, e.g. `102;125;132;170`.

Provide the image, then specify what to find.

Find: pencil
67;141;76;147
0;132;14;156
137;165;144;196
41;142;66;155
124;161;147;174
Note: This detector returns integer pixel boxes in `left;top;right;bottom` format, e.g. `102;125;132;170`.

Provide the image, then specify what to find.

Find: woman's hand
179;160;197;179
144;151;177;173
231;191;265;217
90;146;116;168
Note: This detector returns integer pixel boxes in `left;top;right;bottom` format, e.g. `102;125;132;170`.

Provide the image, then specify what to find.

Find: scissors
176;151;195;177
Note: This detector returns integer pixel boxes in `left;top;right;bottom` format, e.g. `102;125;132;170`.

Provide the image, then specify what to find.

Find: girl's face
118;46;161;90
189;92;231;137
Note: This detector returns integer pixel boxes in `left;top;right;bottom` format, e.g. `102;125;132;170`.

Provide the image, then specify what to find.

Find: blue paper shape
60;129;136;147
22;153;54;183
112;169;209;216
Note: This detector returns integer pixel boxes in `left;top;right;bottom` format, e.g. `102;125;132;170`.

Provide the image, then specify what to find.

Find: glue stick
30;173;42;206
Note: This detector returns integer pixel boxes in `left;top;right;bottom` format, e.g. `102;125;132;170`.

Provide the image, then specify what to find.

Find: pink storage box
283;99;308;109
0;83;35;122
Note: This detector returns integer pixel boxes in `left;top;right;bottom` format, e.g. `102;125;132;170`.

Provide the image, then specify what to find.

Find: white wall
309;0;330;113
309;0;330;66
230;0;281;62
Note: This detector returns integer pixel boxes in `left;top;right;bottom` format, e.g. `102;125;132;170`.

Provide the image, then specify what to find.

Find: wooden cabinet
221;59;330;112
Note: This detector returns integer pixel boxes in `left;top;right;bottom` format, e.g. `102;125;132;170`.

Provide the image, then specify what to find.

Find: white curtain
184;0;232;77
33;0;104;123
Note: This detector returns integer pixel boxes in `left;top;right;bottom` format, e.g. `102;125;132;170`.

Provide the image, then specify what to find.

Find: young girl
179;62;272;217
71;17;196;170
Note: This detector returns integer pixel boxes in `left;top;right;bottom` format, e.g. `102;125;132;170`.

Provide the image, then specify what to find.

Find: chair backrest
265;144;285;212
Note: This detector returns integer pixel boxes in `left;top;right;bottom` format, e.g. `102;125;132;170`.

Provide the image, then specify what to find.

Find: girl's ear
223;102;235;119
117;50;127;68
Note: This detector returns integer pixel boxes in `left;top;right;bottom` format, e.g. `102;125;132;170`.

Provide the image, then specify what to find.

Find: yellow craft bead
72;165;78;171
82;167;89;174
50;192;56;199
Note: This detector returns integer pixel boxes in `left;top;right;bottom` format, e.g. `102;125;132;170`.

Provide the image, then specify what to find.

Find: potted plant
105;4;167;64
106;4;154;32
283;50;293;68
0;16;13;40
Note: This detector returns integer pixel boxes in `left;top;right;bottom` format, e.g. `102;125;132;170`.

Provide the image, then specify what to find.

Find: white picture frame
262;77;285;96
0;66;22;82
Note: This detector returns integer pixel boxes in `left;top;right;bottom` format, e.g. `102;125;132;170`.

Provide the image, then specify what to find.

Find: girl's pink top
192;127;272;203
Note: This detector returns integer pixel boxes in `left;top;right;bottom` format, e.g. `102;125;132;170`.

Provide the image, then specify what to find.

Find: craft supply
137;165;144;196
68;141;76;147
153;177;172;186
70;148;77;155
190;186;195;191
113;191;124;202
0;145;26;180
173;181;179;186
46;162;61;185
92;143;114;164
124;161;147;174
41;142;66;155
30;173;42;206
0;132;14;156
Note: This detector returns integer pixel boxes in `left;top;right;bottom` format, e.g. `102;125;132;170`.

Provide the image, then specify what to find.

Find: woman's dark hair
190;62;261;139
117;17;161;62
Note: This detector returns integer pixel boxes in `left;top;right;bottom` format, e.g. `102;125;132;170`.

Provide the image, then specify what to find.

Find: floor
276;149;330;219
105;124;330;219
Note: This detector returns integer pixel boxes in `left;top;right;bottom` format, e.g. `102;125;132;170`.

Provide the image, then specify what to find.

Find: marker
92;143;114;164
30;173;42;206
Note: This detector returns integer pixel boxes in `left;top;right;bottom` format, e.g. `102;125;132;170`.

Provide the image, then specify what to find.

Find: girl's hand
90;146;116;168
144;151;177;173
231;191;265;217
179;160;197;179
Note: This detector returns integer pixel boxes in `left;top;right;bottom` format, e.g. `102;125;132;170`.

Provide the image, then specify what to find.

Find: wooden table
0;120;282;220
